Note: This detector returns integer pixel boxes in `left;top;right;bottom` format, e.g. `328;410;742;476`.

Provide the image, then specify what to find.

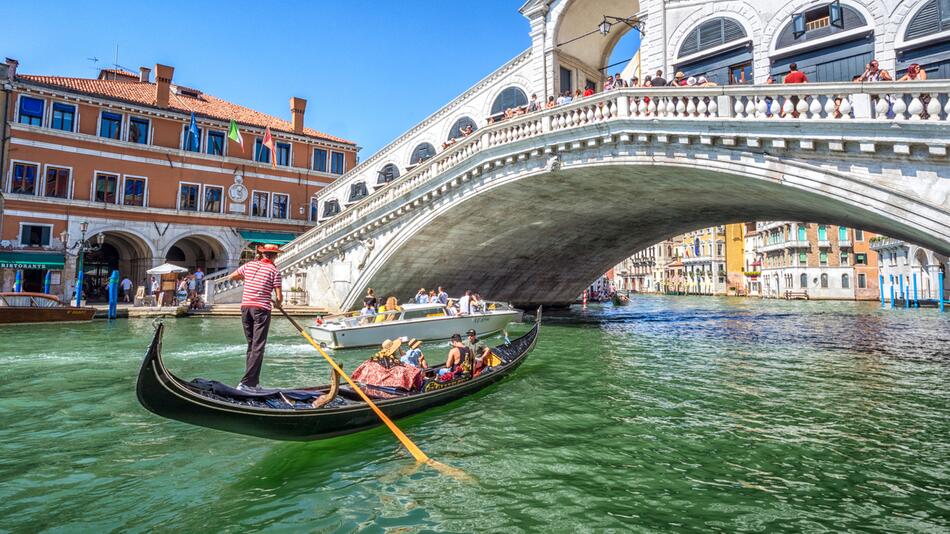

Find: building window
448;117;477;140
858;273;867;288
838;226;848;241
129;117;150;144
798;251;807;264
275;142;291;166
817;225;827;241
348;181;368;203
94;173;118;203
50;102;76;132
322;199;340;218
123;176;146;207
797;225;807;241
377;164;399;186
20;224;51;247
855;253;868;265
18;96;44;126
252;191;270;217
330;151;345;174
44;166;70;198
179;183;200;211
842;274;850;289
410;143;435;166
854;229;864;241
204;185;223;213
313;148;328;172
905;0;950;41
819;251;828;265
678;18;748;57
207;130;226;156
309;197;319;221
820;273;829;288
11;162;38;194
99;112;122;140
800;273;808;288
489;86;528;117
254;138;271;163
840;252;849;265
272;193;289;219
183;126;202;152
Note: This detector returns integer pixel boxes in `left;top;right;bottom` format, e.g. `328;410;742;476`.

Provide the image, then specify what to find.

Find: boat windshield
2;295;34;307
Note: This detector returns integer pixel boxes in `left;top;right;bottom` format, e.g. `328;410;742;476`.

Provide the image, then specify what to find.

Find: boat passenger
463;329;491;375
415;288;428;304
400;338;428;369
358;303;376;325
442;334;469;374
363;288;378;311
384;296;401;321
458;290;473;315
444;299;458;316
437;286;448;304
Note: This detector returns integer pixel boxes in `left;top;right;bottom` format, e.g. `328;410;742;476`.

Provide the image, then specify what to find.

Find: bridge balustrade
279;81;950;271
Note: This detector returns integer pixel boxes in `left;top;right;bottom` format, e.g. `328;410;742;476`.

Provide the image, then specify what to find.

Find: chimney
5;58;18;80
290;97;307;134
154;64;174;108
139;66;151;83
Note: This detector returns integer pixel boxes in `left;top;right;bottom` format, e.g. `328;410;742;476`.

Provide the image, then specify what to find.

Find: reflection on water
0;295;947;531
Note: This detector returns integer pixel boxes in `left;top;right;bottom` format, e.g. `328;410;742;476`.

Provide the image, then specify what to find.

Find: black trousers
240;306;272;387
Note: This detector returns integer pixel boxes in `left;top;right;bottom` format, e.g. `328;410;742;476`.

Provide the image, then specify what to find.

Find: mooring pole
879;274;884;307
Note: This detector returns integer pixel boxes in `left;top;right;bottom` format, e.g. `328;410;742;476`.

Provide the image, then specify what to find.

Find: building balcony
869;237;906;251
817;240;831;247
683;255;713;264
758;221;790;232
758;239;810;253
838;239;852;248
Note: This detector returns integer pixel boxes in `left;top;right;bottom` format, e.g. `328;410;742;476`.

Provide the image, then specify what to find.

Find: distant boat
611;293;629;306
0;292;97;324
309;301;523;349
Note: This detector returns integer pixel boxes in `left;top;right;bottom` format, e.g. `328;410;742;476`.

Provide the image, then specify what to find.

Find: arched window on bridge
841;273;850;289
489;87;528;120
322;199;340;219
898;0;950;79
348;181;369;204
409;143;436;165
675;18;751;85
800;273;808;288
448;117;477;141
376;164;400;186
772;3;872;82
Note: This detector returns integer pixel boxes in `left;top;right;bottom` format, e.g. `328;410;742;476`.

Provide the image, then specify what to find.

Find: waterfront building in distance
0;59;358;298
871;236;950;304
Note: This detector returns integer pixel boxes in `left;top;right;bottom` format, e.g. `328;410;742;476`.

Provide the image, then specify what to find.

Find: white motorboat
307;301;523;349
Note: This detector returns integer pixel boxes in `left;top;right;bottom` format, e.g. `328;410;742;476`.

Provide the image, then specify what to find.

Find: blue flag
188;112;200;149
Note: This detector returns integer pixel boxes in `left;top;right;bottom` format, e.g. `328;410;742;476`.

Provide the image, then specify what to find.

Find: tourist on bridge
225;244;283;390
858;59;892;82
651;70;666;87
528;93;540;112
783;63;808;84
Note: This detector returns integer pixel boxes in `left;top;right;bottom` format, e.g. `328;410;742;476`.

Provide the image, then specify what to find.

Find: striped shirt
236;259;281;310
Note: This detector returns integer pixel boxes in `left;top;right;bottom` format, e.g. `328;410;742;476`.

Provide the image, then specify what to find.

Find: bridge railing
280;81;950;269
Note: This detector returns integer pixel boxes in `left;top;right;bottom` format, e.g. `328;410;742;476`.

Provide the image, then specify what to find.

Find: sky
1;0;640;158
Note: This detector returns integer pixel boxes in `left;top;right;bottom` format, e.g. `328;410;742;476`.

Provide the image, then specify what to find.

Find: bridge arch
488;85;529;118
330;151;950;310
551;0;642;73
764;0;882;57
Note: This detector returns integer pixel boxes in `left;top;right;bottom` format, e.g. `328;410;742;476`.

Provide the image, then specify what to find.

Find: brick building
0;59;358;299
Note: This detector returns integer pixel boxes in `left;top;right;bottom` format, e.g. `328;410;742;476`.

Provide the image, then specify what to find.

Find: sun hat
686;76;697;86
380;338;403;356
407;338;422;350
674;71;685;79
256;244;283;254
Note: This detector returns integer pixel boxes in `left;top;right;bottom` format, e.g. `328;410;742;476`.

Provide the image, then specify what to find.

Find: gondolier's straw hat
256;243;283;254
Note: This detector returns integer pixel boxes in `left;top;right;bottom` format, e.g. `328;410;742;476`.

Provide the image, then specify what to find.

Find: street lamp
597;15;645;37
61;222;105;307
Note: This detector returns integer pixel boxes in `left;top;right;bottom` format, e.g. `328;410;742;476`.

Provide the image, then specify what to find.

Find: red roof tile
18;73;355;146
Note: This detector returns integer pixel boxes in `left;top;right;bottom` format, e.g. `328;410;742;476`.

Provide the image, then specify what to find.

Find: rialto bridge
209;0;950;311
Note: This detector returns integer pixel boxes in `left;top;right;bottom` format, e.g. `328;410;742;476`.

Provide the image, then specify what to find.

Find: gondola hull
135;317;539;441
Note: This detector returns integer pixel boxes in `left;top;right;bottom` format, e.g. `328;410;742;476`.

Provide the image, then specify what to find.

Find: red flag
262;126;276;168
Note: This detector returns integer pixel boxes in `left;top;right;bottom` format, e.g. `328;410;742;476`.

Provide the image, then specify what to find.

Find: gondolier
225;244;283;390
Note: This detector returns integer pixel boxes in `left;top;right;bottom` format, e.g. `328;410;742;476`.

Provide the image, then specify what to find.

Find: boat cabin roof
399;303;446;311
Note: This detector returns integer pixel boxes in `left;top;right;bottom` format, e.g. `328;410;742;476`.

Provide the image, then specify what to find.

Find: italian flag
228;120;244;152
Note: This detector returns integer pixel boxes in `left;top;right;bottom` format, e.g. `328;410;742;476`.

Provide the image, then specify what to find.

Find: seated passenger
400;338;428;369
384;296;401;321
441;334;469;377
358;304;376;324
444;299;458;316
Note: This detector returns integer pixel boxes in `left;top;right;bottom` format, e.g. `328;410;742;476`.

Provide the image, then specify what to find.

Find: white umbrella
147;263;189;275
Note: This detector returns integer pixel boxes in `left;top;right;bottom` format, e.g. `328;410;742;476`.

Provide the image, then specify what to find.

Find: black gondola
135;314;540;441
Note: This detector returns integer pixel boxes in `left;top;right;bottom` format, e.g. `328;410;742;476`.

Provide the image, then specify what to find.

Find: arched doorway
80;231;154;301
164;234;229;275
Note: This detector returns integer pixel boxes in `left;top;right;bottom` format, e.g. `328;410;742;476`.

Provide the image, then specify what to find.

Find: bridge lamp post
61;221;105;307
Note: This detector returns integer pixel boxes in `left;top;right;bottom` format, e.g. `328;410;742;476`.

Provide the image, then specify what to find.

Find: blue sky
1;1;640;157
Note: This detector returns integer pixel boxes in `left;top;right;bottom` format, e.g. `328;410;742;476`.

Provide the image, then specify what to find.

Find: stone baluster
874;95;890;119
697;98;708;118
755;97;768;117
781;96;795;119
926;93;942;121
744;97;756;118
675;98;687;117
907;93;924;120
647;97;657;117
796;95;810;119
943;95;950;121
686;98;697;117
733;97;746;118
892;95;907;120
808;96;823;119
707;97;718;117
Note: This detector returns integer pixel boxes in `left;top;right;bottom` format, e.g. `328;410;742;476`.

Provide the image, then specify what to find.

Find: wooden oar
275;303;468;479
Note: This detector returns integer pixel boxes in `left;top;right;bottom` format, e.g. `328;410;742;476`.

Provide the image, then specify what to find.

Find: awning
238;230;298;245
0;251;66;270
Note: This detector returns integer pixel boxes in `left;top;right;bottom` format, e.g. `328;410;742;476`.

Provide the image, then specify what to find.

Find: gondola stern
135;322;168;414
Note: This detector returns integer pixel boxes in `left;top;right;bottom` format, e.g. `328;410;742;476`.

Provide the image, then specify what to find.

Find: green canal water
0;296;948;532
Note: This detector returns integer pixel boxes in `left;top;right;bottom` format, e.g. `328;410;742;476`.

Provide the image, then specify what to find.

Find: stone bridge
209;1;950;312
